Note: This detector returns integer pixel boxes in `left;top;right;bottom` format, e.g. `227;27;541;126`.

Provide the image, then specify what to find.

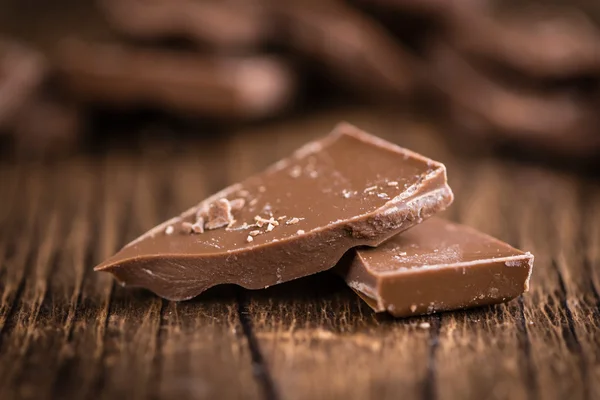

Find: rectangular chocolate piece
339;218;534;317
95;123;453;301
275;2;415;98
56;40;295;119
100;0;270;50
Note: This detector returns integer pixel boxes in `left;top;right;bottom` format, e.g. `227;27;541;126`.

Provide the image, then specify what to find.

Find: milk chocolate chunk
426;42;600;158
275;2;415;98
94;123;454;301
100;0;270;51
339;218;534;318
55;39;295;119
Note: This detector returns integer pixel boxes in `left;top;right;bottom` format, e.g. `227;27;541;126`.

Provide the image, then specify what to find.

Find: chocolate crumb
249;198;258;207
229;198;246;212
205;198;234;230
255;215;279;227
181;222;194;233
249;230;261;236
418;322;430;329
246;235;254;243
364;185;378;193
410;304;417;313
254;215;265;227
266;223;275;232
309;171;318;178
191;222;204;234
258;186;266;193
237;190;250;197
297;229;305;235
289;165;302;178
278;216;287;220
165;225;174;235
286;217;300;225
387;181;399;187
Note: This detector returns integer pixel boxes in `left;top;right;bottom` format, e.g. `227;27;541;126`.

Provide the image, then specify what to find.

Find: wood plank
246;276;434;400
584;184;600;396
0;164;30;335
233;113;439;400
155;153;260;400
543;175;600;399
513;168;587;400
434;162;531;400
94;157;171;400
52;156;132;399
0;165;65;399
3;161;96;399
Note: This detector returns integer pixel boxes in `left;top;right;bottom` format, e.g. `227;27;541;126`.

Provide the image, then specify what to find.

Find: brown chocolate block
339;218;534;318
449;4;600;79
275;2;415;98
95;123;454;301
425;42;600;158
55;39;295;119
100;0;271;51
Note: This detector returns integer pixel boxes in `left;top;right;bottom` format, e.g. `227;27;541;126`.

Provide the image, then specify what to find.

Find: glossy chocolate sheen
339;218;534;317
56;39;295;119
95;123;454;301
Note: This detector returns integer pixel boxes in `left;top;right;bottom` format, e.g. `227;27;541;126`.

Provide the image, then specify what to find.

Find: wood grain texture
0;108;598;400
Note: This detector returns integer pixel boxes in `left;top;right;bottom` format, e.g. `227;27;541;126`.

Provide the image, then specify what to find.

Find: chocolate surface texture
339;218;534;318
95;123;454;301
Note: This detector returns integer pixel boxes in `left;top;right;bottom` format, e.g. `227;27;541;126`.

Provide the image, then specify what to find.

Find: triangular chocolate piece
95;123;454;300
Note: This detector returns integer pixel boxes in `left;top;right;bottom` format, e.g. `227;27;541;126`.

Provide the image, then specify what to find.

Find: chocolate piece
0;38;80;155
55;39;295;119
100;0;270;50
426;42;600;158
449;4;600;79
339;218;534;318
94;123;454;301
275;2;415;98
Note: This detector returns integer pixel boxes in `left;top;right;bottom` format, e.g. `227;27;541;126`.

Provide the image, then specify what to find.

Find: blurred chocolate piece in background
447;3;600;80
56;39;295;119
1;37;81;155
0;0;599;164
100;0;272;52
425;42;600;159
274;1;416;99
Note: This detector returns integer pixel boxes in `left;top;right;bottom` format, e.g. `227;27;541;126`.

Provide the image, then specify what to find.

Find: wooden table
0;108;598;400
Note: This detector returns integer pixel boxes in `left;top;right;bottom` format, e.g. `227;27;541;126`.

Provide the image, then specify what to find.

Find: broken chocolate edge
352;253;534;314
94;122;452;271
